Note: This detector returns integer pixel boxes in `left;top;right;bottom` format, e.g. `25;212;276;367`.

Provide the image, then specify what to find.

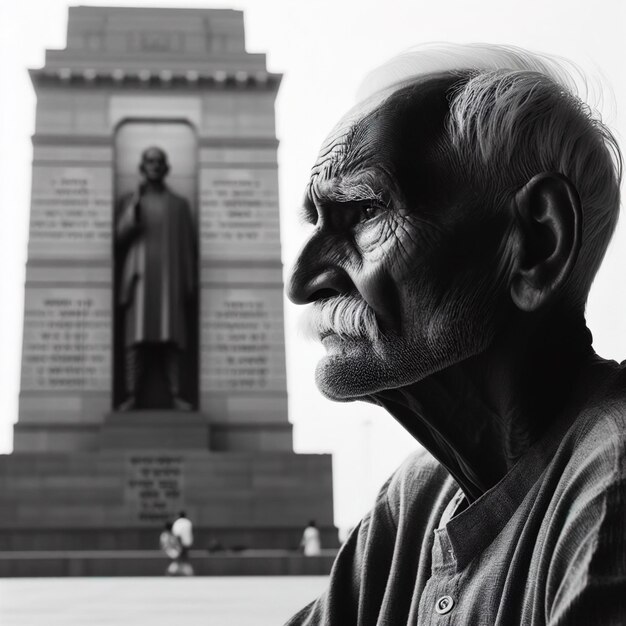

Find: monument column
16;6;292;453
17;102;113;451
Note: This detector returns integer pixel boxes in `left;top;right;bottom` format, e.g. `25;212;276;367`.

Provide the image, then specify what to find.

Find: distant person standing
172;510;194;575
300;520;321;556
159;521;181;576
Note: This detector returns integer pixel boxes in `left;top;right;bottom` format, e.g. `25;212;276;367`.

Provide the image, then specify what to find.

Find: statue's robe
116;186;196;351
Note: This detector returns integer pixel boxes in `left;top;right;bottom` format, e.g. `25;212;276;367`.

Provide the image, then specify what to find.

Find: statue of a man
116;146;196;410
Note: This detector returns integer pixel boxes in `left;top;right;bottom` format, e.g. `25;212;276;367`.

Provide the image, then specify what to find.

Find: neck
370;311;596;502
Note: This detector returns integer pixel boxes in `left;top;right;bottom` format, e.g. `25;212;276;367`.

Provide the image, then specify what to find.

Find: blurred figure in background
172;510;194;576
300;520;321;556
159;521;181;576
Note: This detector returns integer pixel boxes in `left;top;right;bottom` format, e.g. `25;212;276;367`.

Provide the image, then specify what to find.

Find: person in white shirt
172;510;194;575
300;520;321;556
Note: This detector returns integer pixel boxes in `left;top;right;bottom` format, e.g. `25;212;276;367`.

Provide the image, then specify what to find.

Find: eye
359;203;385;222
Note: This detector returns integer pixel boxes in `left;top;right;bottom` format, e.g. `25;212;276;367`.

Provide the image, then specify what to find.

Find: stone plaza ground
0;576;329;626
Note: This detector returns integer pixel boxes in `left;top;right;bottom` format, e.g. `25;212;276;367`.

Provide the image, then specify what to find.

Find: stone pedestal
100;412;210;450
0;449;335;551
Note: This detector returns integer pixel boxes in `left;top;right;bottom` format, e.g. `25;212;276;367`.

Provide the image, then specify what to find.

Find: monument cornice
26;258;111;267
198;137;279;149
32;134;112;147
29;68;282;91
200;259;283;269
31;134;280;150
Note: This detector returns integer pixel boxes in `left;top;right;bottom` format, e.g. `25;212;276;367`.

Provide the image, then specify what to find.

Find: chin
314;339;383;401
312;328;493;402
314;365;371;402
313;337;422;401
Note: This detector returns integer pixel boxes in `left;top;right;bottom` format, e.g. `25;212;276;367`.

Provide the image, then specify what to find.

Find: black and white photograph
0;1;625;624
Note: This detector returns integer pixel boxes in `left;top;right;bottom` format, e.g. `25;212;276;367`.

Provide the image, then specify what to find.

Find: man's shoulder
569;406;626;479
571;361;626;457
541;368;626;622
555;366;626;499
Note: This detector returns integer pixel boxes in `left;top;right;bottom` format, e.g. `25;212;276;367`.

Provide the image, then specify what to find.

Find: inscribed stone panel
201;287;286;392
199;167;280;260
125;454;184;522
21;288;111;391
29;166;112;258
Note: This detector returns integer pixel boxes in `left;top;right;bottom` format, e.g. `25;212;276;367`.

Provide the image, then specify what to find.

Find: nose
286;233;354;305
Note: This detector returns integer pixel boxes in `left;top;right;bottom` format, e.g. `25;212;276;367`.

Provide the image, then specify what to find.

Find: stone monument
0;6;335;561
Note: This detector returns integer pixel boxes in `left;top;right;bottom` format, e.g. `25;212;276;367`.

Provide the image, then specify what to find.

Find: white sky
1;0;625;531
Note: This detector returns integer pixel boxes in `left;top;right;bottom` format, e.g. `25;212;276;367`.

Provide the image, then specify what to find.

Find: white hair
353;43;622;307
356;43;582;102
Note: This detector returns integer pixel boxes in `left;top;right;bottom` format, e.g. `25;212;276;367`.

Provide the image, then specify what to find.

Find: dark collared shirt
287;362;626;625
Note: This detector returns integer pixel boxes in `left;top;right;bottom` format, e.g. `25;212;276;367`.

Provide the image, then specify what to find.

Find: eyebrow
324;178;386;204
300;172;391;223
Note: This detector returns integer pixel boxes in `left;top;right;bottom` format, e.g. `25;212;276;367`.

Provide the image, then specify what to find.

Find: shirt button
435;595;455;615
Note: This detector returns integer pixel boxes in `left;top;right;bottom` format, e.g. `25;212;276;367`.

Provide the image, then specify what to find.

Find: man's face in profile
288;75;508;400
141;148;168;183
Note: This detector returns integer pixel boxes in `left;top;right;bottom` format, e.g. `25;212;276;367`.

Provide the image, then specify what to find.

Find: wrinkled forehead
308;72;460;199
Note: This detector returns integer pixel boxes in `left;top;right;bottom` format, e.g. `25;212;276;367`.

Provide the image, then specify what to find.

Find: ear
510;173;581;312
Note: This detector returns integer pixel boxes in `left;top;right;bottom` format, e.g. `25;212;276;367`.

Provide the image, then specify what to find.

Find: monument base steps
0;450;336;551
0;549;338;577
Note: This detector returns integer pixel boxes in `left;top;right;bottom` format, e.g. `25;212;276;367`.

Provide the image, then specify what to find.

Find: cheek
357;215;427;279
394;239;506;346
353;215;396;262
354;218;437;333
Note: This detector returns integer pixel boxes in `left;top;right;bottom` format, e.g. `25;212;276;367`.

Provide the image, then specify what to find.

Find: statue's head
287;44;622;401
140;146;170;183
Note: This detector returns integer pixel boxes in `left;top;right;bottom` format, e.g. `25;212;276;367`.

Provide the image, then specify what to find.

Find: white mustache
300;296;381;342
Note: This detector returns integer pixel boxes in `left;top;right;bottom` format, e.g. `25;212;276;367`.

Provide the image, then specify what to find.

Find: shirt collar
438;406;575;570
431;354;619;571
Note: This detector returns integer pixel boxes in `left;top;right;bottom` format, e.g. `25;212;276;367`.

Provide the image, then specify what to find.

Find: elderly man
286;45;624;625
